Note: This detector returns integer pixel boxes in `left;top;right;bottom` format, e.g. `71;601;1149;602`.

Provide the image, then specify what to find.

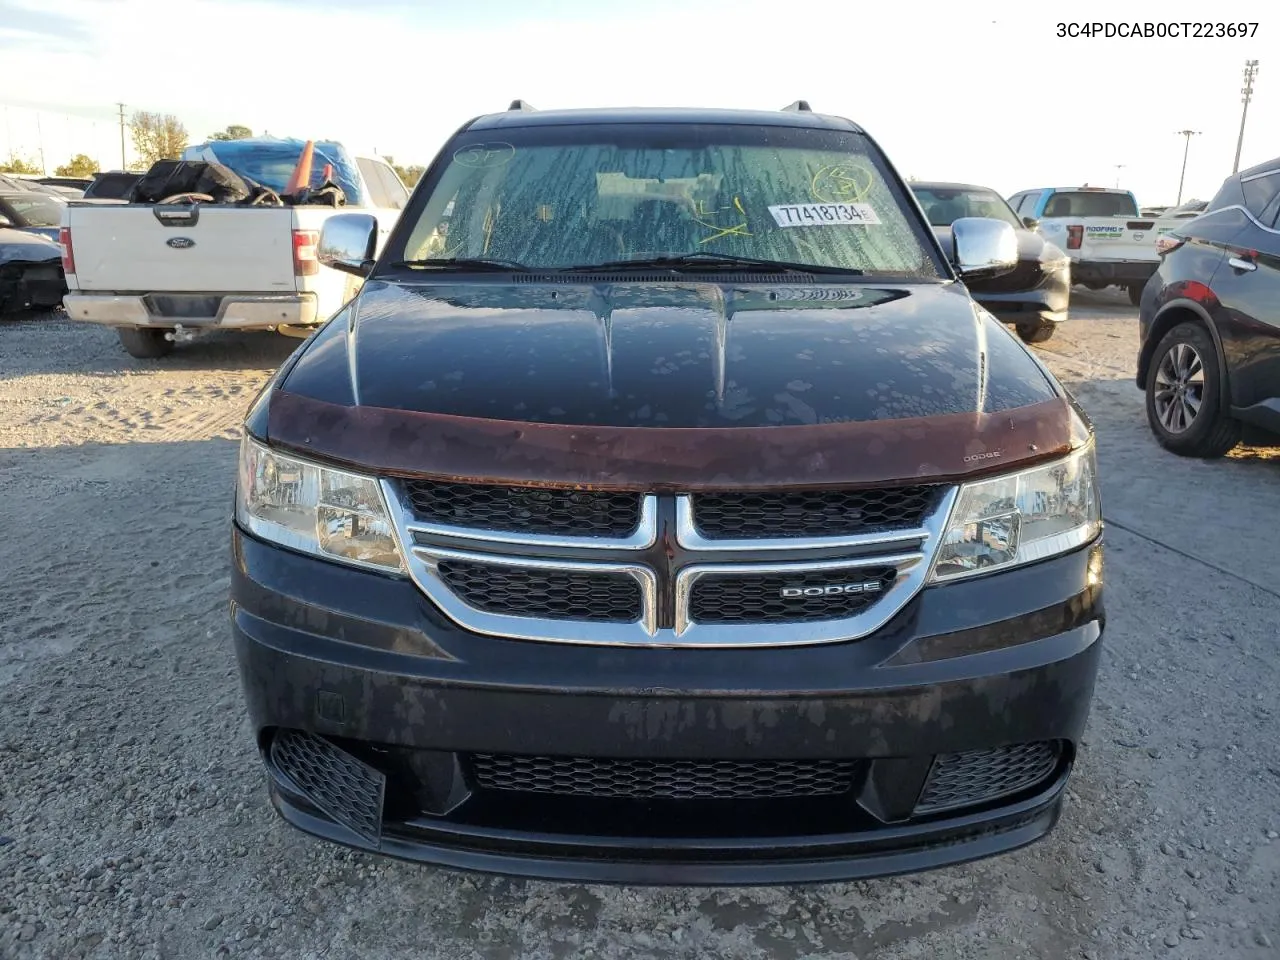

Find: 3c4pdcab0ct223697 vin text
228;101;1106;885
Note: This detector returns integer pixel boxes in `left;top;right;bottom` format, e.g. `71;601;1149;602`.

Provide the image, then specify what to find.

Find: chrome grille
385;478;956;648
437;558;643;623
688;566;898;625
691;487;938;540
469;754;859;800
403;479;642;537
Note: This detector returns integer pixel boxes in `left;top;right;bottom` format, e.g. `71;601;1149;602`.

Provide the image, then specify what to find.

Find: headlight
928;443;1100;583
235;435;404;573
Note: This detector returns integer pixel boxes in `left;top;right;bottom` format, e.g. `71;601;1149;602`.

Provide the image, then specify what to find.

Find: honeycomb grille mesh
469;754;859;800
914;742;1061;816
269;730;385;844
402;479;641;537
692;487;938;540
689;567;897;624
438;559;643;623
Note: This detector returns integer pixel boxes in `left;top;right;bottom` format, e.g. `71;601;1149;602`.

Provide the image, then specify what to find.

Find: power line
1233;60;1260;175
1175;130;1200;206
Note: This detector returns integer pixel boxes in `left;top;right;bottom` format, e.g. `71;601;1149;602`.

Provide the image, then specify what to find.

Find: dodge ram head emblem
781;580;885;599
166;237;195;249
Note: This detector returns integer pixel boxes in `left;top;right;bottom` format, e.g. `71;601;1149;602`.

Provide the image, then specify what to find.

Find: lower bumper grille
914;742;1061;816
437;559;643;623
469;754;860;800
269;730;386;844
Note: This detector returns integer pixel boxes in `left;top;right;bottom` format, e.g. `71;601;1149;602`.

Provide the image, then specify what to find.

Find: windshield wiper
564;253;861;275
389;257;531;272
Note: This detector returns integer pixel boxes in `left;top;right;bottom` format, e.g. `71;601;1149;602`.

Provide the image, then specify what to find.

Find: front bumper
0;261;66;313
969;262;1070;327
62;291;318;329
231;526;1105;885
1071;260;1158;286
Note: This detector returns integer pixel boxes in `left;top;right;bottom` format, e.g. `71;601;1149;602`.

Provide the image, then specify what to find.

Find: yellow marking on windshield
693;195;752;244
810;164;875;204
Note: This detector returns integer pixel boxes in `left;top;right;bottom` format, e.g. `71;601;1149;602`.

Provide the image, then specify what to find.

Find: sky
1;0;1274;207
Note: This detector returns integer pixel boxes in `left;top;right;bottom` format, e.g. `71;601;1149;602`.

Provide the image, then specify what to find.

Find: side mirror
952;217;1019;282
0;215;11;228
318;213;378;277
1022;216;1039;229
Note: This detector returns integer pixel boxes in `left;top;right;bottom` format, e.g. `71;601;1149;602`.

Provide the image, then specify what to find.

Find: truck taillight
1066;225;1083;250
292;229;319;276
59;226;76;274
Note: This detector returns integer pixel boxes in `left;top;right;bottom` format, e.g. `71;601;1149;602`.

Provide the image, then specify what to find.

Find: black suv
1137;156;1280;457
230;102;1105;884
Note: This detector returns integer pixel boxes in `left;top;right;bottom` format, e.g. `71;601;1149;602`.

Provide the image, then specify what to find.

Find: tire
1144;321;1240;458
1127;282;1144;306
1016;321;1055;344
116;326;174;359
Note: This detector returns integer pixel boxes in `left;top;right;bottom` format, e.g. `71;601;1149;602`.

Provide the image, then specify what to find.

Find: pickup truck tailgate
1080;217;1160;259
65;204;297;292
1041;217;1160;262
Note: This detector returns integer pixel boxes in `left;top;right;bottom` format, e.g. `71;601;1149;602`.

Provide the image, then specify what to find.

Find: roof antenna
508;100;536;112
782;100;812;112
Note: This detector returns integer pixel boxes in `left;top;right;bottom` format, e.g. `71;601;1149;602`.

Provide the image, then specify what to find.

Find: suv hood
269;278;1078;489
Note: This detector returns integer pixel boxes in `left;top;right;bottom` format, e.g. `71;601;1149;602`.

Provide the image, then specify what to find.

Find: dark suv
230;103;1105;884
1137;156;1280;457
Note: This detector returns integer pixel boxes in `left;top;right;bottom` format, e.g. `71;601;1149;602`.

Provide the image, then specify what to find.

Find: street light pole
1114;164;1126;188
1233;60;1260;174
1175;130;1200;206
117;102;127;170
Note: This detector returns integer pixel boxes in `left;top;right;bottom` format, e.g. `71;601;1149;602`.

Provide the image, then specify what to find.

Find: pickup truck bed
59;142;408;357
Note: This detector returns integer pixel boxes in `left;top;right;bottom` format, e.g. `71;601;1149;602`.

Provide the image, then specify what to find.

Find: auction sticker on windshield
769;203;881;227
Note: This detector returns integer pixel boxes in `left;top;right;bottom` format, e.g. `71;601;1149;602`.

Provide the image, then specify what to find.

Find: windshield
1042;191;1139;218
393;124;942;277
2;194;65;227
911;186;1021;228
182;139;367;206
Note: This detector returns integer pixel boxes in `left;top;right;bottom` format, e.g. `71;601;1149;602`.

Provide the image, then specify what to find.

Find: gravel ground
1;295;1278;960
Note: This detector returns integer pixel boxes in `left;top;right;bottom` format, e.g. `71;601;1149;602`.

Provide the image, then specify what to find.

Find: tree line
1;113;424;187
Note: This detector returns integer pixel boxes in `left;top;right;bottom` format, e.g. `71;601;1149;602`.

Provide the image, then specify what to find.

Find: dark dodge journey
230;102;1105;885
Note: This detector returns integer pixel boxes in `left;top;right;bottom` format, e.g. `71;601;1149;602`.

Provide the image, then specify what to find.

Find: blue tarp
182;137;366;206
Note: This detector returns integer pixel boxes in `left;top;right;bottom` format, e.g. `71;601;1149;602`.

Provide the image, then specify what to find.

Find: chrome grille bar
382;479;957;649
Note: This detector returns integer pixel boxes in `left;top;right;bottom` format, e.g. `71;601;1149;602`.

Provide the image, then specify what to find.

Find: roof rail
782;100;812;112
508;99;536;112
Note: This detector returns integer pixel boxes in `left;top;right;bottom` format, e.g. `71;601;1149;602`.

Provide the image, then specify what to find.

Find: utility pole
1233;60;1259;174
36;114;46;173
116;102;127;170
1114;164;1126;188
1175;130;1200;206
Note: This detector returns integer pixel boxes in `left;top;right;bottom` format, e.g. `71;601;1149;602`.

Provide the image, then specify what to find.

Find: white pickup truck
60;138;409;357
1006;186;1180;305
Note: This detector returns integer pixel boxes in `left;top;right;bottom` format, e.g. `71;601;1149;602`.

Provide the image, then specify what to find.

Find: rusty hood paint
267;277;1078;489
